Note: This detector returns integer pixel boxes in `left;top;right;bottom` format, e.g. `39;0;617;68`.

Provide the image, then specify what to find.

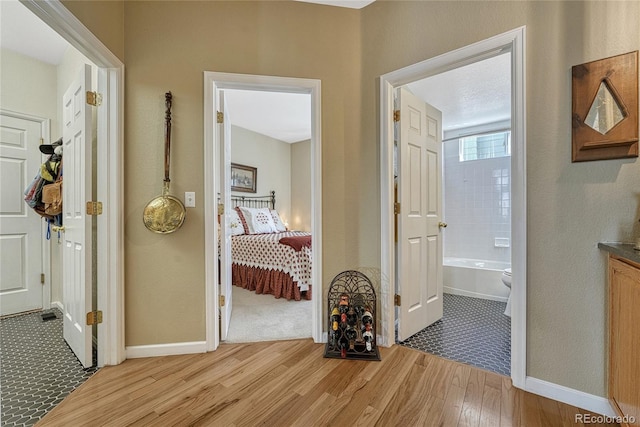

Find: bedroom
220;88;313;343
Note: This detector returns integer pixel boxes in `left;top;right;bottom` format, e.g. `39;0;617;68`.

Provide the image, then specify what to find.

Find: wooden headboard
219;190;276;210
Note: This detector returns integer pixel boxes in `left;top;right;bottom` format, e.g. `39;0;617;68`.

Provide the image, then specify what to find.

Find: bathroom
399;52;512;376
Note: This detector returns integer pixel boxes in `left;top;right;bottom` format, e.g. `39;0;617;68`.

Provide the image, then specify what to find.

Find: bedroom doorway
204;72;323;351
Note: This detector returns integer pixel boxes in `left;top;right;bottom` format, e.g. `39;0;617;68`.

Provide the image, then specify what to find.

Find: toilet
501;268;512;317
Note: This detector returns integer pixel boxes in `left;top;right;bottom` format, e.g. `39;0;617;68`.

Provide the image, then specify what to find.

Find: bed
221;191;312;301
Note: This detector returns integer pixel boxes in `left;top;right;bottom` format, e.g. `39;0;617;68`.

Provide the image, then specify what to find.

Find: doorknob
52;225;65;233
438;222;448;229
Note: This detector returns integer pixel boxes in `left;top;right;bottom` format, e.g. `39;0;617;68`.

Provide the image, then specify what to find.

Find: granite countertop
598;242;640;264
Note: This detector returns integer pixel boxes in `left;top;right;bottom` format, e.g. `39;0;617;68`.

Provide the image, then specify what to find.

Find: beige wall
122;1;361;346
63;0;640;398
362;0;640;397
291;140;311;231
231;125;291;222
61;0;125;62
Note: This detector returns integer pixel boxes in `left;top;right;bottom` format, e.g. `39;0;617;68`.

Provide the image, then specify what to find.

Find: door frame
0;109;51;313
22;0;125;367
203;72;323;351
380;27;527;388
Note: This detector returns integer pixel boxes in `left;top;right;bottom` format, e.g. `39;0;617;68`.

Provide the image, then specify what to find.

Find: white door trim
0;109;51;312
379;27;527;388
21;0;125;367
203;72;323;351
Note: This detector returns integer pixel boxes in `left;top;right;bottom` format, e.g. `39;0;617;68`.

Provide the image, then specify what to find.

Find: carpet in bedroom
224;286;313;343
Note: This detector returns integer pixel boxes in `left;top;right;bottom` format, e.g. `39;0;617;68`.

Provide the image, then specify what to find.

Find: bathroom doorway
380;27;526;386
397;52;513;376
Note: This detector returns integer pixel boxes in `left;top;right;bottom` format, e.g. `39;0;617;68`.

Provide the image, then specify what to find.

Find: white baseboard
51;301;64;312
126;341;207;359
444;287;508;303
525;376;616;417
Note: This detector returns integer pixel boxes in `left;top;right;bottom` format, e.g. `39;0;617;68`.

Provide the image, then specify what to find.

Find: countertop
598;242;640;265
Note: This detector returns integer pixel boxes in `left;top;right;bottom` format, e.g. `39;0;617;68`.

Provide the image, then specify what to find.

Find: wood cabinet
608;256;640;427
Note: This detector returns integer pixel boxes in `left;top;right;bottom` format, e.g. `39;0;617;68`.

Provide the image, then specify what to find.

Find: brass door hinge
86;310;103;326
86;201;103;216
86;91;103;107
217;204;224;215
219;295;226;307
41;273;45;284
217;111;224;124
394;202;401;215
393;110;400;122
40;138;44;145
394;294;401;306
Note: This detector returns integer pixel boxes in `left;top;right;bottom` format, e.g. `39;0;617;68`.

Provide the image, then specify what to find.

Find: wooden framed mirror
572;51;638;162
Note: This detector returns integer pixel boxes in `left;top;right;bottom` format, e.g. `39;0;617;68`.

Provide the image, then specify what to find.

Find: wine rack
324;270;381;361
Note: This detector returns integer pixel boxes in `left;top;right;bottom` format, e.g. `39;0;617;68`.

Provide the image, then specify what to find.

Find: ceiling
0;0;68;65
2;0;508;140
407;53;512;132
224;90;312;144
297;0;376;9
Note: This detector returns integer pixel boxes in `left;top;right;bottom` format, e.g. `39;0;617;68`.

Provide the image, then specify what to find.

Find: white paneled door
396;87;444;341
0;112;46;316
218;90;233;341
62;65;94;368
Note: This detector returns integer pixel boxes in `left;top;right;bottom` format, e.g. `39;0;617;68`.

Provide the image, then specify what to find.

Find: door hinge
394;202;401;215
86;201;103;216
393;110;400;122
217;111;224;124
217;203;224;216
41;273;45;284
39;138;44;146
86;310;103;326
86;91;103;107
394;294;401;306
219;295;226;307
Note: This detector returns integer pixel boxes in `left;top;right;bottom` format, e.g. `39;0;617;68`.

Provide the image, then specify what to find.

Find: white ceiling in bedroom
224;90;312;144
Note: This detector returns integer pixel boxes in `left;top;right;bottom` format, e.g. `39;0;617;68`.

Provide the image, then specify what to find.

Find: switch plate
184;192;196;208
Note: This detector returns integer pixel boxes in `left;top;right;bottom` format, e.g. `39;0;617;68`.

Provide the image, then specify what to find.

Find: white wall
443;138;511;263
290;140;311;231
231;125;291;223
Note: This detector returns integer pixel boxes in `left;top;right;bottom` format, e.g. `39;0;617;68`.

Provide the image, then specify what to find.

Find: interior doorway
380;27;527;387
395;53;513;377
203;72;323;351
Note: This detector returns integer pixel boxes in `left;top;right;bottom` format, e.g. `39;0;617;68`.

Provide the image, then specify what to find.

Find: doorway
15;0;126;366
380;27;527;387
203;72;323;351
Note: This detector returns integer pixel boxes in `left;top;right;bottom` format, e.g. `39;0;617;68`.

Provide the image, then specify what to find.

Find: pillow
270;209;287;232
234;207;250;234
228;209;245;235
238;207;278;234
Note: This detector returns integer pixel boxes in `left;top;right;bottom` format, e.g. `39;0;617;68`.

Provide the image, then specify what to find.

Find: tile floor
398;293;511;376
0;309;98;427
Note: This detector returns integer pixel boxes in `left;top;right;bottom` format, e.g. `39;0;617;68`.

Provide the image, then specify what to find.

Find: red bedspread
279;235;311;251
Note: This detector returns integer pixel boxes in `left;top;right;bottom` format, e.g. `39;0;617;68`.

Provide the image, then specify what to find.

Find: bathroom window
459;131;511;162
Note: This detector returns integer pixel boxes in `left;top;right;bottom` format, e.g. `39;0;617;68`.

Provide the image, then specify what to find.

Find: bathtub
443;257;510;302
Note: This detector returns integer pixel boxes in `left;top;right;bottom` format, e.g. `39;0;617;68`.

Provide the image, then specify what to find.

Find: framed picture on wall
231;163;257;193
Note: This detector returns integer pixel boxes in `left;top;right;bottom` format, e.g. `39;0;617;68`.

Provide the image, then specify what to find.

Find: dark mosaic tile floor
1;309;98;427
399;293;511;376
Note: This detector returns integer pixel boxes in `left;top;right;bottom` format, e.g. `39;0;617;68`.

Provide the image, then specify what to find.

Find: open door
62;64;93;368
396;87;444;342
218;90;233;341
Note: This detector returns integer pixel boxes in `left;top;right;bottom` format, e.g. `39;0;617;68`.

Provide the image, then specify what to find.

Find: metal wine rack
324;270;381;361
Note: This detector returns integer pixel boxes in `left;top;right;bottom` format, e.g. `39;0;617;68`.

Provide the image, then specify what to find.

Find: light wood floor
38;340;617;426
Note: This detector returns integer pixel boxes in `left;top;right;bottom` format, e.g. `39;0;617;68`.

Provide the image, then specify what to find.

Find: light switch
184;192;196;208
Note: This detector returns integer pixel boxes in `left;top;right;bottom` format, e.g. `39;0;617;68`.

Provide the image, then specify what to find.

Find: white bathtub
443;257;510;302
